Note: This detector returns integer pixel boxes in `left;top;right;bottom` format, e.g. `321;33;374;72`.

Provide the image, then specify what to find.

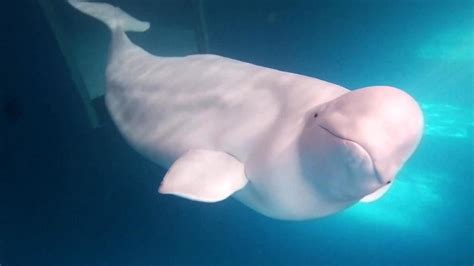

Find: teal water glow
417;28;474;61
422;103;473;139
344;167;445;230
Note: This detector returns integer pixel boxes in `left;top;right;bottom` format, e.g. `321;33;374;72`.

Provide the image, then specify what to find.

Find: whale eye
386;180;392;185
313;113;318;118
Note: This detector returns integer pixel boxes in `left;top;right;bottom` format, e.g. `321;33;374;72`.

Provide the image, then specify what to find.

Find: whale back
105;39;349;168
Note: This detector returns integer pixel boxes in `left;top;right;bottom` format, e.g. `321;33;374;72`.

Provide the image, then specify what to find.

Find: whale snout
319;125;383;197
316;86;424;185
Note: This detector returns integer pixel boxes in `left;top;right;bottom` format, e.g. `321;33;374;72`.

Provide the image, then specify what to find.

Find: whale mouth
319;125;384;184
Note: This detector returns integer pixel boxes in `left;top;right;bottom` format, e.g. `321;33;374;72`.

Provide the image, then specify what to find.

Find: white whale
69;0;424;220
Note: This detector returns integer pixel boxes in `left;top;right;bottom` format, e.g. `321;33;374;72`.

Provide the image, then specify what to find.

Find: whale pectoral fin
359;183;392;203
158;149;248;202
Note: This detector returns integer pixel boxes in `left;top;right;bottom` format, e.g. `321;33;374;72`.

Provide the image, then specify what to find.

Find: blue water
1;0;472;265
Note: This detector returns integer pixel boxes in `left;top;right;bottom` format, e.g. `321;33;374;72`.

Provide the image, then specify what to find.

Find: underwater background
1;0;472;265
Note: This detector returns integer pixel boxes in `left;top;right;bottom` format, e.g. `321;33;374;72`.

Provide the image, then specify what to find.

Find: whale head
300;86;424;202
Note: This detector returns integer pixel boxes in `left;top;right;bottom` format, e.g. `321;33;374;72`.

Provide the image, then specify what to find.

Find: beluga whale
68;0;424;220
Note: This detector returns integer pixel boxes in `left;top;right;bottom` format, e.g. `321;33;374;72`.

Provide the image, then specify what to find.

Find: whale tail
67;0;150;32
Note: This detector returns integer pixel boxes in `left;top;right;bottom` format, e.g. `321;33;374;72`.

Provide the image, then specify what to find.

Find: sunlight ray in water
420;103;473;139
417;28;474;61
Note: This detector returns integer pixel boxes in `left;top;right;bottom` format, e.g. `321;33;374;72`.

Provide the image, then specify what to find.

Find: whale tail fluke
67;0;150;32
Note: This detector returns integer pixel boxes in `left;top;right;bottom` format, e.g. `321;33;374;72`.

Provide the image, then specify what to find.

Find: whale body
69;0;424;220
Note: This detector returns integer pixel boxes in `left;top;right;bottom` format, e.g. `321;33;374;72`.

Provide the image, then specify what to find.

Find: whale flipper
158;150;248;202
68;0;150;32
